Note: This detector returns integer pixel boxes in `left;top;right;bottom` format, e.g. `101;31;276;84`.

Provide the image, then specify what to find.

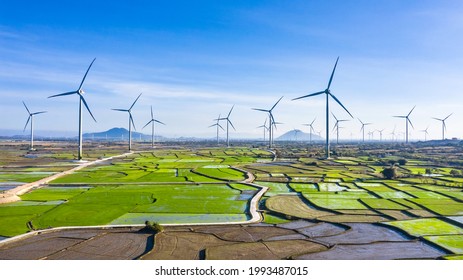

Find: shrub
381;166;398;179
397;159;408;165
450;169;461;177
144;221;164;233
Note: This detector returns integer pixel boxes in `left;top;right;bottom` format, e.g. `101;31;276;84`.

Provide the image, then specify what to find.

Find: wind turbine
394;106;415;143
377;129;385;142
48;58;97;161
432;113;452;140
420;126;429;141
390;125;397;141
142;106;165;148
22;101;46;151
252;96;283;149
112;93;142;151
209;114;224;144
292;57;353;158
332;113;348;144
257;118;269;142
302;118;316;144
358;118;372;142
218;105;235;147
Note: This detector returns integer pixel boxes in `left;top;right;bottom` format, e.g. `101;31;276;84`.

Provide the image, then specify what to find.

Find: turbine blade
129;93;142;110
358;118;364;125
129;113;136;131
23;116;31;132
151;106;154;119
444;113;453;121
218;123;224;130
394;116;406;118
443;122;447;131
228;119;236;131
270;96;284;111
32;111;47;115
310;118;316;125
292;91;325;101
329;93;353;118
154;119;166;125
48;91;78;98
252;108;269;113
22;101;31;114
269;112;275;126
227;105;235;118
407;105;416;117
209;123;216;128
142;120;153;129
78;58;96;91
407;117;414;129
327;56;339;90
80;96;97;122
331;112;338;121
112;109;128;112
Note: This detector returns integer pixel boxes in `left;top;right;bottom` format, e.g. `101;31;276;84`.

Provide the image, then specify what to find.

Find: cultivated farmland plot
1;143;463;260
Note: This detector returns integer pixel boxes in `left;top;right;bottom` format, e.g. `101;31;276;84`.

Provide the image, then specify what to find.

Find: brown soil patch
266;195;334;219
206;240;327;260
0;228;151;260
141;231;233;260
317;214;389;223
193;225;298;242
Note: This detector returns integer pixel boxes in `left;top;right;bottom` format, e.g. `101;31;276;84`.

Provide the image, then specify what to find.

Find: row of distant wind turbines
210;56;454;159
22;58;165;161
23;57;454;160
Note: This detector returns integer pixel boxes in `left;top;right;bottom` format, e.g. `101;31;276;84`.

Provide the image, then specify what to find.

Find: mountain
82;127;165;140
275;129;323;141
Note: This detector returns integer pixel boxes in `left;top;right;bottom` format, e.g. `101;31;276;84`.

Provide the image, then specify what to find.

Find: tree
450;169;461;177
381;166;398;179
397;159;408;166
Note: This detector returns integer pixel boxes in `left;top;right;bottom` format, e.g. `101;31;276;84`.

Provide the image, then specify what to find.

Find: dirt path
0;152;133;204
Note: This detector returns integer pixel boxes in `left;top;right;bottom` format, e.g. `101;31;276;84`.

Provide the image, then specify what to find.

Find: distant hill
82;127;165;140
275;129;323;141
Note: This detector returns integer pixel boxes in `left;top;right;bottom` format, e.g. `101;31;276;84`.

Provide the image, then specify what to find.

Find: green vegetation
385;218;463;236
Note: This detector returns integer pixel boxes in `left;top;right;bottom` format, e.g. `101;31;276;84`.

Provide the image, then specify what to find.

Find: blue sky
1;0;463;140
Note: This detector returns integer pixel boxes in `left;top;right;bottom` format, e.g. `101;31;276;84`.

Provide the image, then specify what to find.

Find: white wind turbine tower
332;113;348;144
22;101;47;151
142;106;165;148
252;96;283;149
112;93;142;151
218;105;236;147
302;118;316;144
420;126;429;141
394;106;415;143
209;114;224;145
48;58;97;161
432;113;452;140
292;57;353;159
358;118;371;142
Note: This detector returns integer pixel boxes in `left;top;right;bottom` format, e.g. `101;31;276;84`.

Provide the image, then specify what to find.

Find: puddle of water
237;190;257;200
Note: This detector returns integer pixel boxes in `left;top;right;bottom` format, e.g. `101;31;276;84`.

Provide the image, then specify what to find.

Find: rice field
1;143;463;259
